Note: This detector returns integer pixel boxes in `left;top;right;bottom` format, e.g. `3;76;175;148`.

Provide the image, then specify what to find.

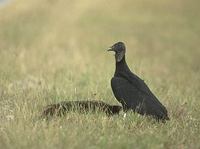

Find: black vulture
41;100;122;118
107;42;169;121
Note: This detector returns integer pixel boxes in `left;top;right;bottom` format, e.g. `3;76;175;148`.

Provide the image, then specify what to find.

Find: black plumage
108;42;169;121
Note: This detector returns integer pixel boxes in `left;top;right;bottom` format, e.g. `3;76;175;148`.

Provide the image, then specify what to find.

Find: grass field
0;0;200;148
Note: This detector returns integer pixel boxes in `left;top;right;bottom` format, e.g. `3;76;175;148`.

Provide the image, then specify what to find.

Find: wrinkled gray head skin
107;42;126;62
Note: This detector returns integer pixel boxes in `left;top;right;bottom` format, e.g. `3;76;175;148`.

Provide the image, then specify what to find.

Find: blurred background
0;0;200;148
1;0;199;73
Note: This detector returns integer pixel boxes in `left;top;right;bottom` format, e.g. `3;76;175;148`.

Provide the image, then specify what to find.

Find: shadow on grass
41;100;122;119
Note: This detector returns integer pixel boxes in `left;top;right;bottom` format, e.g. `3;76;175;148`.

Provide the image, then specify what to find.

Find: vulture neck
115;56;130;75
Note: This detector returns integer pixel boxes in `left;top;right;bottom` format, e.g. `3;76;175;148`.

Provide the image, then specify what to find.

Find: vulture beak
107;46;114;52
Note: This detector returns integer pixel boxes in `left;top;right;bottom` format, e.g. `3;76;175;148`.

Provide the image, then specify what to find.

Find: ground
0;0;200;148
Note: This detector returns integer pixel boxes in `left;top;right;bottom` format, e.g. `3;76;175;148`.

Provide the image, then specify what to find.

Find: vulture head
108;42;126;62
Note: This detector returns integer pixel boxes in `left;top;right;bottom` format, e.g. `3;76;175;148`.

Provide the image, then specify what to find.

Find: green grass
0;0;200;148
